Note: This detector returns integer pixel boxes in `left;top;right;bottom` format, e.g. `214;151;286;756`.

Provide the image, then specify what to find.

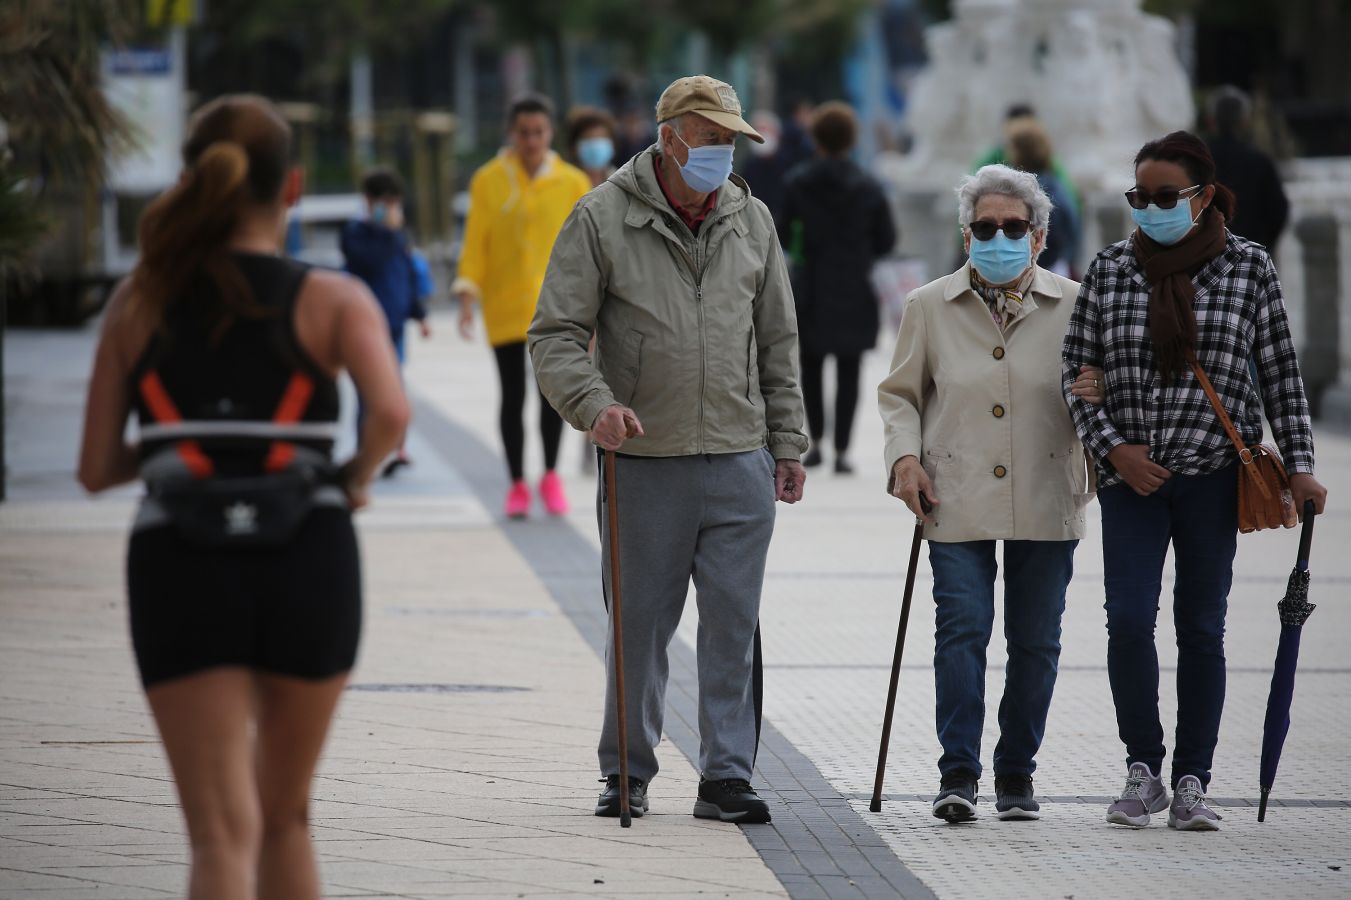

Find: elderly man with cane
530;75;808;825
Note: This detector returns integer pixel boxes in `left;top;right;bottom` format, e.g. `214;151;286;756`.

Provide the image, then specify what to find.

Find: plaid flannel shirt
1061;233;1314;488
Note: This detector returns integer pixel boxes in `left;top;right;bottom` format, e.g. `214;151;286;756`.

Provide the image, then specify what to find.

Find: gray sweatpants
597;448;777;783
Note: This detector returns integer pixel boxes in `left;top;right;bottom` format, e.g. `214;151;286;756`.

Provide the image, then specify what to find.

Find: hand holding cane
870;493;932;813
604;449;633;827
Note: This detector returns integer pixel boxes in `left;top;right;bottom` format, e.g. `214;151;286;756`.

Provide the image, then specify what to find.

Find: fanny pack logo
224;501;259;535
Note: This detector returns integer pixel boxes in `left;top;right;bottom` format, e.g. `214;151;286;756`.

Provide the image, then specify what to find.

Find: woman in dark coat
778;102;897;472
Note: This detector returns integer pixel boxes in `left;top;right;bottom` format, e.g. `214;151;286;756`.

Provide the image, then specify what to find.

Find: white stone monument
877;0;1196;276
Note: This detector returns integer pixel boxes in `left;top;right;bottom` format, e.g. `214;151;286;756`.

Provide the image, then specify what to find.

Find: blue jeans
929;540;1077;779
1099;464;1238;789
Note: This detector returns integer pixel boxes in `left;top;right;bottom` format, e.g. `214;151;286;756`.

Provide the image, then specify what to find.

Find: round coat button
992;347;1005;360
992;404;1005;418
993;465;1007;478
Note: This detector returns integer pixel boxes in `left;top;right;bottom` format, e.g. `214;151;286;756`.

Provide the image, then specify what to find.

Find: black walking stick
604;449;633;827
870;494;931;813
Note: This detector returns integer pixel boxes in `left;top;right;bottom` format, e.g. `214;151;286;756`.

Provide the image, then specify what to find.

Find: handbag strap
1187;353;1254;461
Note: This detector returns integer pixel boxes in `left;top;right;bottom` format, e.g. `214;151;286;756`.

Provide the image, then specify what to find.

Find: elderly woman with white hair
878;164;1100;824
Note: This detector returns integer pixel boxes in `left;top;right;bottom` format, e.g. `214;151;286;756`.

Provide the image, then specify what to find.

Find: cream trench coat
878;261;1094;542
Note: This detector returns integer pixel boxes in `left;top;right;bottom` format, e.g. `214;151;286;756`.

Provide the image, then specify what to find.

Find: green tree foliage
197;0;461;93
0;0;136;189
0;0;136;288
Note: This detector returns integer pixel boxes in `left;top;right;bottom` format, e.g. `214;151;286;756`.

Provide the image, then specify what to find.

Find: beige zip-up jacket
878;262;1093;542
529;147;808;460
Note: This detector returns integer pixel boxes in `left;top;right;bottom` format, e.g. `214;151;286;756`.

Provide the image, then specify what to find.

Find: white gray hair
956;164;1052;231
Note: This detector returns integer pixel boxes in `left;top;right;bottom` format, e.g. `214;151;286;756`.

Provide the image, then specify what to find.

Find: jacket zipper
694;234;705;454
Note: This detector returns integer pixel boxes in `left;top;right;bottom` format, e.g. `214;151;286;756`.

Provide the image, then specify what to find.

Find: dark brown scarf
1131;207;1227;382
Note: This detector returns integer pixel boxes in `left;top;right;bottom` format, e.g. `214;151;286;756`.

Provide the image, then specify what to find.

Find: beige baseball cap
655;75;764;144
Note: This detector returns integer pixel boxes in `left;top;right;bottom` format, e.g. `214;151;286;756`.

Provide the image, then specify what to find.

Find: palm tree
0;0;137;309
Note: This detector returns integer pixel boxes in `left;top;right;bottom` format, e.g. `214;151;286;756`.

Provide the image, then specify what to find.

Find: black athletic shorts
127;507;362;688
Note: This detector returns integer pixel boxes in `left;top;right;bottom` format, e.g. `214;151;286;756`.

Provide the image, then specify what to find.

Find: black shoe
833;456;854;475
381;454;411;478
803;447;823;468
933;770;979;823
693;777;771;824
994;773;1040;820
595;775;648;818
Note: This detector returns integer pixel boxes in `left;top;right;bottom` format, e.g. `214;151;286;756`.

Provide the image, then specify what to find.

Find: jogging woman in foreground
78;94;408;898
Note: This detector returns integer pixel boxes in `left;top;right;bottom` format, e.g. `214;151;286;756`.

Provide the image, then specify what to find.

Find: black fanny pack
151;468;335;547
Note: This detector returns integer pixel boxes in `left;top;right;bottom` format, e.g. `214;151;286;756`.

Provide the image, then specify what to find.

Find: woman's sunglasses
1124;184;1201;210
969;219;1030;241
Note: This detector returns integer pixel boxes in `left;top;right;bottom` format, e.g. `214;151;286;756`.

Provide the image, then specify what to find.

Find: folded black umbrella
1258;500;1318;823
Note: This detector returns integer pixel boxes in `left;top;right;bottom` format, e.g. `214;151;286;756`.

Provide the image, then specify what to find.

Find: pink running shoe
505;480;531;519
539;470;570;516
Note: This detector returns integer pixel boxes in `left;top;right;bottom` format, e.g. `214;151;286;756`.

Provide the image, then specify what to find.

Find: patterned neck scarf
970;267;1035;332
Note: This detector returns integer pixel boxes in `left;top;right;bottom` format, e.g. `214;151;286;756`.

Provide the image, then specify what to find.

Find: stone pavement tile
0;887;177;900
859;798;1350;899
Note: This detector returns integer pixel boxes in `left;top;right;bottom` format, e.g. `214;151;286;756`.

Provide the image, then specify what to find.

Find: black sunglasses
969;219;1031;241
1124;184;1201;210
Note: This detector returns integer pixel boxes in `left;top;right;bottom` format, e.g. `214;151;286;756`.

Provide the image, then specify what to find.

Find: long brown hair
131;94;292;338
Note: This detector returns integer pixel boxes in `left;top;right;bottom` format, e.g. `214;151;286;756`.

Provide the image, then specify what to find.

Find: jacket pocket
746;331;761;406
1050;446;1093;513
922;446;953;480
612;330;644;406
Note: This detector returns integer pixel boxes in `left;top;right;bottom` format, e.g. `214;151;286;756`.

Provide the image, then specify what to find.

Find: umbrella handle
1297;500;1316;568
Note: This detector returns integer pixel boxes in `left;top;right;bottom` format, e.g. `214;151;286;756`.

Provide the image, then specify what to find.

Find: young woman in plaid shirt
1062;131;1327;831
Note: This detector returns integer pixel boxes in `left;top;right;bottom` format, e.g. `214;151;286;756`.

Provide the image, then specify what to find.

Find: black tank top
131;253;340;478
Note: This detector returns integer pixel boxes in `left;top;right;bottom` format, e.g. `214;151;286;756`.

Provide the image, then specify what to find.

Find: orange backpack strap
262;372;315;473
138;370;215;478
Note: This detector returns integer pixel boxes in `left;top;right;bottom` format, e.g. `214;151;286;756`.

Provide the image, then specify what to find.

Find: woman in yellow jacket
453;95;591;518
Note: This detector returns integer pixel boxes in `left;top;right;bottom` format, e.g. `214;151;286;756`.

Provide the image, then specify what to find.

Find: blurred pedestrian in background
530;75;807;826
454;94;590;518
974;105;1080;218
341;166;431;473
779;101;896;473
778;96;817;174
1005;118;1081;277
1206;86;1290;253
77;94;408;898
878;164;1093;824
739;110;790;224
1062;131;1324;832
566;105;618;189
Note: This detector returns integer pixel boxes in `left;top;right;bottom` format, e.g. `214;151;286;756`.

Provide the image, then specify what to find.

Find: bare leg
254;671;350;900
146;667;261;900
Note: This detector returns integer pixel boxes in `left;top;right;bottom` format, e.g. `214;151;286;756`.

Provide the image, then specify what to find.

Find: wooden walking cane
870;495;931;813
603;449;633;827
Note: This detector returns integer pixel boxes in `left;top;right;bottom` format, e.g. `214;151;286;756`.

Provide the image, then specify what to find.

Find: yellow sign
146;0;194;27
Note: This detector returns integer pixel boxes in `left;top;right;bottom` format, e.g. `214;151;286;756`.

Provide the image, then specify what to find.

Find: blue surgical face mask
577;136;614;171
672;130;734;194
969;232;1032;285
370;203;388;225
1131;198;1201;246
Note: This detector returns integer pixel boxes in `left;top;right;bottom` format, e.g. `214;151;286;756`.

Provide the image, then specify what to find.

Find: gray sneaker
1106;762;1170;827
1168;775;1221;831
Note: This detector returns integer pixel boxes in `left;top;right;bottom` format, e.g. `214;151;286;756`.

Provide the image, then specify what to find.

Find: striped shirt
1061;232;1314;488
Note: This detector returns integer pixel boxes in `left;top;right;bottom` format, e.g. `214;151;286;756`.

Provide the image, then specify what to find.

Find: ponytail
129;95;292;340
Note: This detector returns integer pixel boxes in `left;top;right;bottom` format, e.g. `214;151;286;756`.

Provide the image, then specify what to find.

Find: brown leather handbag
1189;356;1298;533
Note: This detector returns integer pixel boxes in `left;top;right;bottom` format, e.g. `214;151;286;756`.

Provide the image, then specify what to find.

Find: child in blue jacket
341;168;432;471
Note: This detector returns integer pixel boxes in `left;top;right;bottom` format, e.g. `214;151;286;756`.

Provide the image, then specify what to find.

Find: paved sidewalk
3;313;1350;899
0;325;785;898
